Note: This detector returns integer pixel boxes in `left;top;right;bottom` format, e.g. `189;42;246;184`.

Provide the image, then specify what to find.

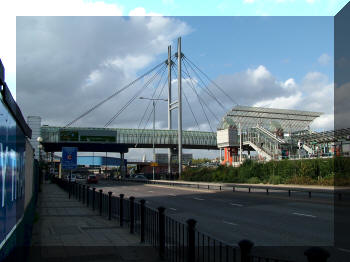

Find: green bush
268;175;283;184
247;177;261;184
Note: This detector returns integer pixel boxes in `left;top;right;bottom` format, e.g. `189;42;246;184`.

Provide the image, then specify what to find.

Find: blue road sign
61;147;77;170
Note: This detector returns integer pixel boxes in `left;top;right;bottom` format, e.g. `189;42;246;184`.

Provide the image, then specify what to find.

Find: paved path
28;182;160;262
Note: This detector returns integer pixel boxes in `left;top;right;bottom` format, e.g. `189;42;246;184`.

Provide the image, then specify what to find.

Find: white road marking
169;208;177;211
292;212;316;218
193;197;204;201
223;220;238;226
230;203;243;207
338;248;350;253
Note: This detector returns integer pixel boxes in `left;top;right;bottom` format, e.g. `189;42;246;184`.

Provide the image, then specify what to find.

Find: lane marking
193;197;204;201
230;203;243;207
223;220;238;226
169;208;177;211
338;248;350;253
292;212;316;218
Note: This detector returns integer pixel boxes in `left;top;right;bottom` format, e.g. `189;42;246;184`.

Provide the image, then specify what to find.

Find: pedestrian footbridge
40;126;217;152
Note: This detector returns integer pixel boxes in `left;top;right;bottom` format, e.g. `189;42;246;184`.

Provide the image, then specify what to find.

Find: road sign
150;162;158;167
61;147;77;170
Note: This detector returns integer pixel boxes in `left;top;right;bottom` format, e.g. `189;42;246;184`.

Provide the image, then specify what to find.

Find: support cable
171;66;200;131
183;58;228;112
184;56;238;106
178;60;221;123
104;64;166;127
173;61;214;132
65;61;165;127
135;71;169;147
136;65;168;130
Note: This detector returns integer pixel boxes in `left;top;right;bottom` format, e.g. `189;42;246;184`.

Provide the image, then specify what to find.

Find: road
83;180;349;262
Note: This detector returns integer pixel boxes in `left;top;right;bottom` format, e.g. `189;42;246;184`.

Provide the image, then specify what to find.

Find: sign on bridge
61;147;77;170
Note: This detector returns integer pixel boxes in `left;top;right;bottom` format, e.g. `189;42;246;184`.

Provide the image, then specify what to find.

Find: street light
139;97;168;180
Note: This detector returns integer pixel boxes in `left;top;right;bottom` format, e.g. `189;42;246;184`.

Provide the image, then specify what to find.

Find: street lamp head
37;136;43;142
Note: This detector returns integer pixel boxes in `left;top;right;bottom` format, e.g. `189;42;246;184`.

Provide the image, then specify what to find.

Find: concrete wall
24;139;34;209
27;116;41;159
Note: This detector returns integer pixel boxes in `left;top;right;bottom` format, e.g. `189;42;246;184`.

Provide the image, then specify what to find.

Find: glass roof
218;105;322;132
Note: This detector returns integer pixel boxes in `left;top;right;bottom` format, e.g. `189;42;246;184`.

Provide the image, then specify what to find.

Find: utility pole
167;45;172;177
177;37;183;178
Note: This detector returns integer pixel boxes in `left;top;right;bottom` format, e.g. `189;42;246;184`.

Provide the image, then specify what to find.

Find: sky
1;0;348;160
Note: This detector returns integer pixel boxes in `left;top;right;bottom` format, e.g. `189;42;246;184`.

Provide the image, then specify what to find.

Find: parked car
87;175;98;184
134;175;148;181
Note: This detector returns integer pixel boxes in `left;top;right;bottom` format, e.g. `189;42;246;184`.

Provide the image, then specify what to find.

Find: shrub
268;175;283;185
247;177;261;184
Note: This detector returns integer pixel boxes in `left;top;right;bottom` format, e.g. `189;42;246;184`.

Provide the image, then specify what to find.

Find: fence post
129;196;135;233
140;199;145;243
187;219;197;262
99;189;103;216
82;185;85;204
92;187;96;211
238;239;254;262
108;191;113;220
304;247;330;262
158;206;166;260
266;188;269;195
120;194;124;227
86;186;90;207
288;190;291;197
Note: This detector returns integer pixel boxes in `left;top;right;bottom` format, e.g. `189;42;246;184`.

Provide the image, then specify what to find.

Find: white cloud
129;7;162;16
0;0;124;98
318;53;331;66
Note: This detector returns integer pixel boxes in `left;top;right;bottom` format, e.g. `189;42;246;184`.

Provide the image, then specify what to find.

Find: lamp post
139;97;168;180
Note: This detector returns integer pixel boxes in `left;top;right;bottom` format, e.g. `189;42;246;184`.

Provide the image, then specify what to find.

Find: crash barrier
123;178;341;200
53;178;331;262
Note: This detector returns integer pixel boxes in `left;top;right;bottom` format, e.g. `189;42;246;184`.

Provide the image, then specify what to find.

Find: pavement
28;181;160;262
91;180;350;262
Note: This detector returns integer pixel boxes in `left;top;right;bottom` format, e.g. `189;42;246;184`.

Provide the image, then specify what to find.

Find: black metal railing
53;177;330;262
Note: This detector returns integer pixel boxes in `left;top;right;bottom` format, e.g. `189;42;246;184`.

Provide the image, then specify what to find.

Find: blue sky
109;0;348;16
170;16;333;84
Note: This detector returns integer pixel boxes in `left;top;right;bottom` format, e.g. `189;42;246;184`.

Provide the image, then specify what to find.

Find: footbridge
40;126;217;153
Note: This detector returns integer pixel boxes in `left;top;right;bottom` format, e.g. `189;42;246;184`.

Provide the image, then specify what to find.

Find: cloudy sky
1;0;345;160
14;16;335;159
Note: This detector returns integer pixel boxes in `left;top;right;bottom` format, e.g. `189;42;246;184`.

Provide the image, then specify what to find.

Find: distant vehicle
134;175;147;180
87;175;98;184
69;174;76;182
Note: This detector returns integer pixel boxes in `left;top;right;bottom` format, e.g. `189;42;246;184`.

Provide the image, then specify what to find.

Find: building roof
218;105;322;132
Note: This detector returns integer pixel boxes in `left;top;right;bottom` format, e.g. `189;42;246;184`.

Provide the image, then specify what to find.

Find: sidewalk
28;182;160;262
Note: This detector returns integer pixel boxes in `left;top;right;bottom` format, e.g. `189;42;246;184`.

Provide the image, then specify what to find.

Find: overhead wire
65;61;165;127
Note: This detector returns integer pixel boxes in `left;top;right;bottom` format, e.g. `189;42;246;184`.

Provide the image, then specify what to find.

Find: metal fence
53;178;330;262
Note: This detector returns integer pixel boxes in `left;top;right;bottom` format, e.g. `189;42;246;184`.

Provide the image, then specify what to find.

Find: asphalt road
85;180;349;262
